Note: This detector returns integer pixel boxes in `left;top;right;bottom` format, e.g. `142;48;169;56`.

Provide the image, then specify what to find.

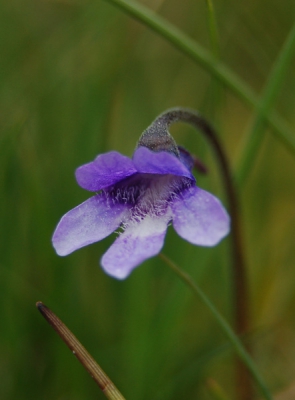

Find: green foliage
1;0;295;399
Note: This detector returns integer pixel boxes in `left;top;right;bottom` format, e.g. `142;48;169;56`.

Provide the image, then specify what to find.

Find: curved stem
159;254;272;400
147;108;247;331
146;108;249;398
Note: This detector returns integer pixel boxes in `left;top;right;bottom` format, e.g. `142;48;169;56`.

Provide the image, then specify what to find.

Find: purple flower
52;144;230;279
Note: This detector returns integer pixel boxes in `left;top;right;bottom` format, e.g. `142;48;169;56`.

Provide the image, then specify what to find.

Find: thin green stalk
145;108;248;336
103;0;295;157
204;0;222;121
37;302;126;400
235;21;295;186
205;0;219;59
159;253;273;400
206;378;231;400
143;108;250;399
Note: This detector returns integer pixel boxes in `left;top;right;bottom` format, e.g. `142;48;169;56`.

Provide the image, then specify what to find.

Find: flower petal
52;195;129;256
133;147;194;180
101;214;169;279
171;186;230;246
75;151;137;192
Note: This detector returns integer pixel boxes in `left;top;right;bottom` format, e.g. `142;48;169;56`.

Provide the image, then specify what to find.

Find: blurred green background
1;0;295;399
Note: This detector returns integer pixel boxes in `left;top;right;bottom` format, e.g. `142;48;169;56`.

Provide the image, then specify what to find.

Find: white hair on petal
104;173;192;236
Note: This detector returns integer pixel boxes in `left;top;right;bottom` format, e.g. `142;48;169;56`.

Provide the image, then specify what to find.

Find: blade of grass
36;302;126;400
102;0;295;158
235;21;295;186
159;253;273;400
206;378;231;400
103;0;254;105
204;0;219;59
204;0;223;122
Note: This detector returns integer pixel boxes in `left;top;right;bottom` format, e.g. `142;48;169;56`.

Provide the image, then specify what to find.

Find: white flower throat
104;173;192;220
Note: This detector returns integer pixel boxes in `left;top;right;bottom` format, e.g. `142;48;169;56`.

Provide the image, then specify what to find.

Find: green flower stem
150;108;250;399
159;254;273;400
149;108;248;335
103;0;295;158
37;302;126;400
235;21;295;186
